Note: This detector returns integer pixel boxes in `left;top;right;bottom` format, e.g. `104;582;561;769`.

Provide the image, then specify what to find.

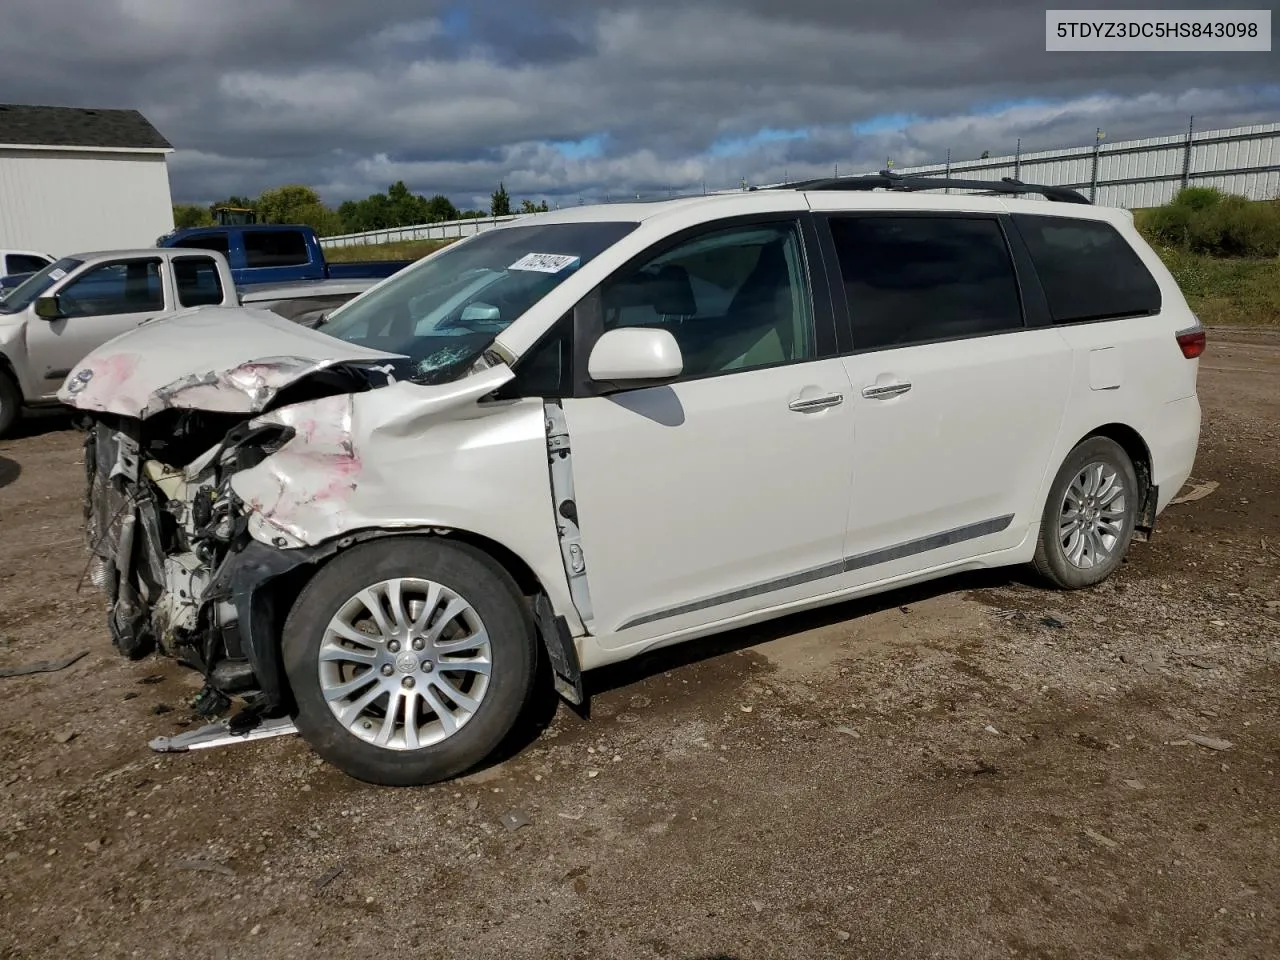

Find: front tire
282;537;537;786
0;370;22;439
1032;437;1139;590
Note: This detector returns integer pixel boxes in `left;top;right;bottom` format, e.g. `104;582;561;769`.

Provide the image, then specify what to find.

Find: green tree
424;194;460;223
173;204;213;228
520;199;550;214
491;182;512;217
256;185;325;224
294;202;346;237
387;180;429;225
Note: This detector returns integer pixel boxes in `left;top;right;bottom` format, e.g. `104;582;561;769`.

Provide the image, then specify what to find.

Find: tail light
1176;324;1206;360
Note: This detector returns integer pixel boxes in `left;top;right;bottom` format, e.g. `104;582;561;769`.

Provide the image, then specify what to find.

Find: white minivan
61;173;1202;785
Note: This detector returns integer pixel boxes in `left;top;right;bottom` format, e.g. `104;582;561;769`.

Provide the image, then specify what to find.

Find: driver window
598;221;814;378
58;259;164;318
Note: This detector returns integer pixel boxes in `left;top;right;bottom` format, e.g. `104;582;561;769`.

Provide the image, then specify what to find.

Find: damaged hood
57;306;405;419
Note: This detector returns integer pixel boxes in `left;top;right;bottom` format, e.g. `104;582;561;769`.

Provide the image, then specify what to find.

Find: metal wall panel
871;121;1280;209
0;149;174;256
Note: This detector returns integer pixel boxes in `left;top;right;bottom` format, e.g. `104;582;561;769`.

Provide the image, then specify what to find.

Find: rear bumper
1150;395;1201;515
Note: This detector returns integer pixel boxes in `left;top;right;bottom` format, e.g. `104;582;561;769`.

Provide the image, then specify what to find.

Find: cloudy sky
0;0;1276;209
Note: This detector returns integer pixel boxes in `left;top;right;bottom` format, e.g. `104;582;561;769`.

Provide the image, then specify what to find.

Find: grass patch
1154;247;1280;327
324;238;456;262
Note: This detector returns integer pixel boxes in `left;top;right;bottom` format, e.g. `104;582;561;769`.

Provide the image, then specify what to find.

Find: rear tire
282;537;537;786
0;370;21;439
1033;437;1139;590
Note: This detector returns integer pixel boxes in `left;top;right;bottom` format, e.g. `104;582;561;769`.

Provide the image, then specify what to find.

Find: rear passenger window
828;217;1023;350
174;256;224;307
1013;215;1161;324
244;230;309;268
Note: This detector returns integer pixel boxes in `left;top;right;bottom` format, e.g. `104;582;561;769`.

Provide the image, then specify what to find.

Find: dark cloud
0;0;1273;207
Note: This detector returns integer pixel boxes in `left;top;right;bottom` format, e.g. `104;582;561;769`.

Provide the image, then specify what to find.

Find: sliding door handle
788;393;844;413
862;381;912;400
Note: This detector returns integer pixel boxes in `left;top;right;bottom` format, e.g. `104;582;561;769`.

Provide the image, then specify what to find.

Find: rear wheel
1033;437;1139;590
282;537;537;786
0;370;21;439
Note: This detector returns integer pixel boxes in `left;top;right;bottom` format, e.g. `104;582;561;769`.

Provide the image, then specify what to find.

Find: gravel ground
0;327;1277;960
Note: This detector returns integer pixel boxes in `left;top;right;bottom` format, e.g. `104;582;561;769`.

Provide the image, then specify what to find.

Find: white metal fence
869;120;1280;209
321;119;1280;248
321;214;523;249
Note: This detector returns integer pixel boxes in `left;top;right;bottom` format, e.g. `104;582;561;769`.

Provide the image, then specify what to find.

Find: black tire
1033;436;1139;590
0;369;21;439
281;537;538;786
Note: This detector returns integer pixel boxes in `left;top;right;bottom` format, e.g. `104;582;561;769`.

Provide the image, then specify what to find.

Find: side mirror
587;327;683;387
460;302;502;324
34;296;63;320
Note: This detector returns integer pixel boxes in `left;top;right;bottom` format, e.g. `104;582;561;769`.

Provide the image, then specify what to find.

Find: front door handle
861;381;912;400
788;393;844;413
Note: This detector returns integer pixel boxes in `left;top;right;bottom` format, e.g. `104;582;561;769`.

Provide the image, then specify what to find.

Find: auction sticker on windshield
508;253;581;274
49;268;67;281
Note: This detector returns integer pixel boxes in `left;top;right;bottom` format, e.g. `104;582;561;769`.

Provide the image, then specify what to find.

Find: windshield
0;258;82;314
315;221;637;383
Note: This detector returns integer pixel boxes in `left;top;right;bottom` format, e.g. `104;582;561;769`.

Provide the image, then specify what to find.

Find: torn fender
228;365;586;636
57;305;403;419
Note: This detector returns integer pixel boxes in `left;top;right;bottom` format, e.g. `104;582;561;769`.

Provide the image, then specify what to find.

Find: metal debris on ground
313;865;345;891
499;809;533;832
173;858;236;877
0;651;88;679
1170;480;1219;505
1187;734;1234;752
149;715;298;753
1082;828;1119;850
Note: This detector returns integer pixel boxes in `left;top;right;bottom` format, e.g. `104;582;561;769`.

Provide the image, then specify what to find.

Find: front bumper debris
149;715;298;753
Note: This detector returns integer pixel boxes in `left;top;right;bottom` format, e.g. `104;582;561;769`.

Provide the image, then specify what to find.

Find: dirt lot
1;328;1277;960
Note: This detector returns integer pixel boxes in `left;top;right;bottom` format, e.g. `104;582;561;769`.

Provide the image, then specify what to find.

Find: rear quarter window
1013;215;1161;324
244;230;309;268
6;254;50;275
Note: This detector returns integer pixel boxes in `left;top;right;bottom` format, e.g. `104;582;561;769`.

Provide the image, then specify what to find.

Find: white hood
57;306;404;419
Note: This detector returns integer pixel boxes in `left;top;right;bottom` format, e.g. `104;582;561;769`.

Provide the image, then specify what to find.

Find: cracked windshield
315;221;637;382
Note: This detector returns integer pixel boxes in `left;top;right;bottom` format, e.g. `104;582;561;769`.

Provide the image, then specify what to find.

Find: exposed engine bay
79;366;391;718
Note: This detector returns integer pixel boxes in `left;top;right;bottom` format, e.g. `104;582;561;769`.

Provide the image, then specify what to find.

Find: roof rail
764;170;1091;204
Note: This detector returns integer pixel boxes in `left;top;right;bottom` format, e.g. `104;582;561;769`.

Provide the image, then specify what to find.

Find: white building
0;103;175;256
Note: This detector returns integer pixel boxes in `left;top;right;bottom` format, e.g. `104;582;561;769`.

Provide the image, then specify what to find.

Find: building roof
0;104;171;151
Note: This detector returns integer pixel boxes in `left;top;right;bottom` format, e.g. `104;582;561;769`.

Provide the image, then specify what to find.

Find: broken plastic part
148;715;298;753
544;401;594;625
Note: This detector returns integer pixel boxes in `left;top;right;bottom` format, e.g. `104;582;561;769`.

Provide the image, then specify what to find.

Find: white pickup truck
0;248;372;436
0;249;54;287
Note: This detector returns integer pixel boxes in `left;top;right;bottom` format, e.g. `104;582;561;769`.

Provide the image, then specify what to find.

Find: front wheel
0;370;22;439
282;537;537;786
1032;437;1139;590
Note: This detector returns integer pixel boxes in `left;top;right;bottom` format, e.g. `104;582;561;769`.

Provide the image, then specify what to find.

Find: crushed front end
81;411;301;715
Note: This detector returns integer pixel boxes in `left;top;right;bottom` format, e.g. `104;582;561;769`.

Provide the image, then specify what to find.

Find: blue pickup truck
154;223;414;289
